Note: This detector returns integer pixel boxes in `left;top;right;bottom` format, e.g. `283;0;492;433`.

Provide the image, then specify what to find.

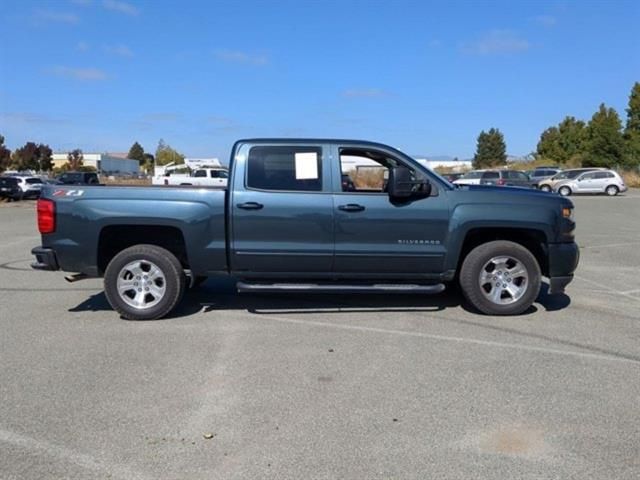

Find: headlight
562;206;574;219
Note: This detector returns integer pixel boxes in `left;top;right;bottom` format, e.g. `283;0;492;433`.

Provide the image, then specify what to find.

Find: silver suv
554;170;627;196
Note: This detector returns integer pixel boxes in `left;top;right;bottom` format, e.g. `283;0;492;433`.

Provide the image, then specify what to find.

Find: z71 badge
53;189;85;197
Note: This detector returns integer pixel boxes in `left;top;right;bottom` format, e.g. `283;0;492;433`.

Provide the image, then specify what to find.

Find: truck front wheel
459;240;541;315
104;244;186;320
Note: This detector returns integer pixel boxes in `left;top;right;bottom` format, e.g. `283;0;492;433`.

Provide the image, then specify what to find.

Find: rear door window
594;171;614;179
482;171;500;180
247;146;323;192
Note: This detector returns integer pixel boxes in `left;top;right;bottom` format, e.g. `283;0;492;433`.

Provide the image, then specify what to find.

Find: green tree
11;142;37;170
624;82;640;167
127;141;146;166
143;153;155;174
66;149;84;170
0;135;11;173
625;82;640;133
37;144;53;171
473;128;506;168
155;139;185;166
536;126;563;161
536;116;587;164
583;104;625;168
10;142;53;171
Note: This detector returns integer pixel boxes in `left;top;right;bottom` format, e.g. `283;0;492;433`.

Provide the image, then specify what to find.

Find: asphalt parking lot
1;191;639;480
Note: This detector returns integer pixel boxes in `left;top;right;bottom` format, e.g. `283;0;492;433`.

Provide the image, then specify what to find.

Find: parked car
454;170;531;188
554;170;627;196
452;170;486;185
481;170;532;188
537;168;602;192
528;167;562;185
56;171;100;185
31;138;578;320
444;172;464;182
0;177;23;201
13;176;45;199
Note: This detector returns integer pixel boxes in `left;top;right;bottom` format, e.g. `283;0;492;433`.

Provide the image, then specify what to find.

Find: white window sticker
294;152;319;180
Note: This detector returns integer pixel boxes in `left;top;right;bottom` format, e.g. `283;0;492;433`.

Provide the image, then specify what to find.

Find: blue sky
1;0;638;160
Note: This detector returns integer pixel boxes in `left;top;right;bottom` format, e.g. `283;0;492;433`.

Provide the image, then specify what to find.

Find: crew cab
32;139;579;320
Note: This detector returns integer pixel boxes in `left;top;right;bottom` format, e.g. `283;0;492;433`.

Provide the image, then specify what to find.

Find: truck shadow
69;277;570;319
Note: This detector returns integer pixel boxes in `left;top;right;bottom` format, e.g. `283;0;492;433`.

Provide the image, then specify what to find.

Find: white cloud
50;66;108;81
342;88;387;98
34;9;80;24
213;49;269;66
461;30;530;55
104;44;134;57
76;41;90;52
532;15;557;27
102;0;139;16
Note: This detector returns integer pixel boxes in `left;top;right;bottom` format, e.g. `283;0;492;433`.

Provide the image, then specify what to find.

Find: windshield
554;170;583;180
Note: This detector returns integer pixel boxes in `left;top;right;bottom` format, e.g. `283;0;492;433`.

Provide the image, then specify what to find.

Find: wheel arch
97;225;189;275
456;227;549;278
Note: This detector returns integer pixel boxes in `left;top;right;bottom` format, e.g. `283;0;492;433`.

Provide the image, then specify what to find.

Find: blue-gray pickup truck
31;139;579;320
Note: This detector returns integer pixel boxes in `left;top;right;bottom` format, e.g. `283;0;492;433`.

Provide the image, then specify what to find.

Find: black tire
459;240;541;316
104;244;186;320
558;186;572;196
605;185;619;196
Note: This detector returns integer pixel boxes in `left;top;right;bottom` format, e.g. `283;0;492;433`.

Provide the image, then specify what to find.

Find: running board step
236;282;445;294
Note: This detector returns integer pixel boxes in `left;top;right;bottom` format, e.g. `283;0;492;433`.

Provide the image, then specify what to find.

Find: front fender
444;203;556;272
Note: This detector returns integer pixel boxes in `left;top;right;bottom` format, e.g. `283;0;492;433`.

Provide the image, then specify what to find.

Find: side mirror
388;166;431;199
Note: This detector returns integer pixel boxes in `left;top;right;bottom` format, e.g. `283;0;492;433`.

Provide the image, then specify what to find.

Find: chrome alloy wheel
478;255;529;305
116;260;166;310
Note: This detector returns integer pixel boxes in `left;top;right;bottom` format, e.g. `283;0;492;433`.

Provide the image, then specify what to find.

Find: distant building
52;153;140;174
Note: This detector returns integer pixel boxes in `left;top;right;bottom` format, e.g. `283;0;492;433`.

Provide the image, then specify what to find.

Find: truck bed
39;184;228;276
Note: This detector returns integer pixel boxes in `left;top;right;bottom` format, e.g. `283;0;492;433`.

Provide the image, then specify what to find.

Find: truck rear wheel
459;240;541;315
104;244;186;320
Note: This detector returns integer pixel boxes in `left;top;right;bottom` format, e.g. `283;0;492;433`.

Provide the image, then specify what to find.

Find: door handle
338;204;365;212
237;202;264;210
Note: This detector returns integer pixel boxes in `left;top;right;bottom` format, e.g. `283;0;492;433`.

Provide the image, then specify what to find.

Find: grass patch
622;170;640;188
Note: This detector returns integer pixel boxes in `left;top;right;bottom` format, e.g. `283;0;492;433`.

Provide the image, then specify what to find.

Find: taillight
37;199;55;234
497;178;506;186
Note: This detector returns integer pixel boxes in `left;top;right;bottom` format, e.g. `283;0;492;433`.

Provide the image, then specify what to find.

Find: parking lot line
580;241;640;249
0;428;151;480
244;313;640;365
574;274;640;303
